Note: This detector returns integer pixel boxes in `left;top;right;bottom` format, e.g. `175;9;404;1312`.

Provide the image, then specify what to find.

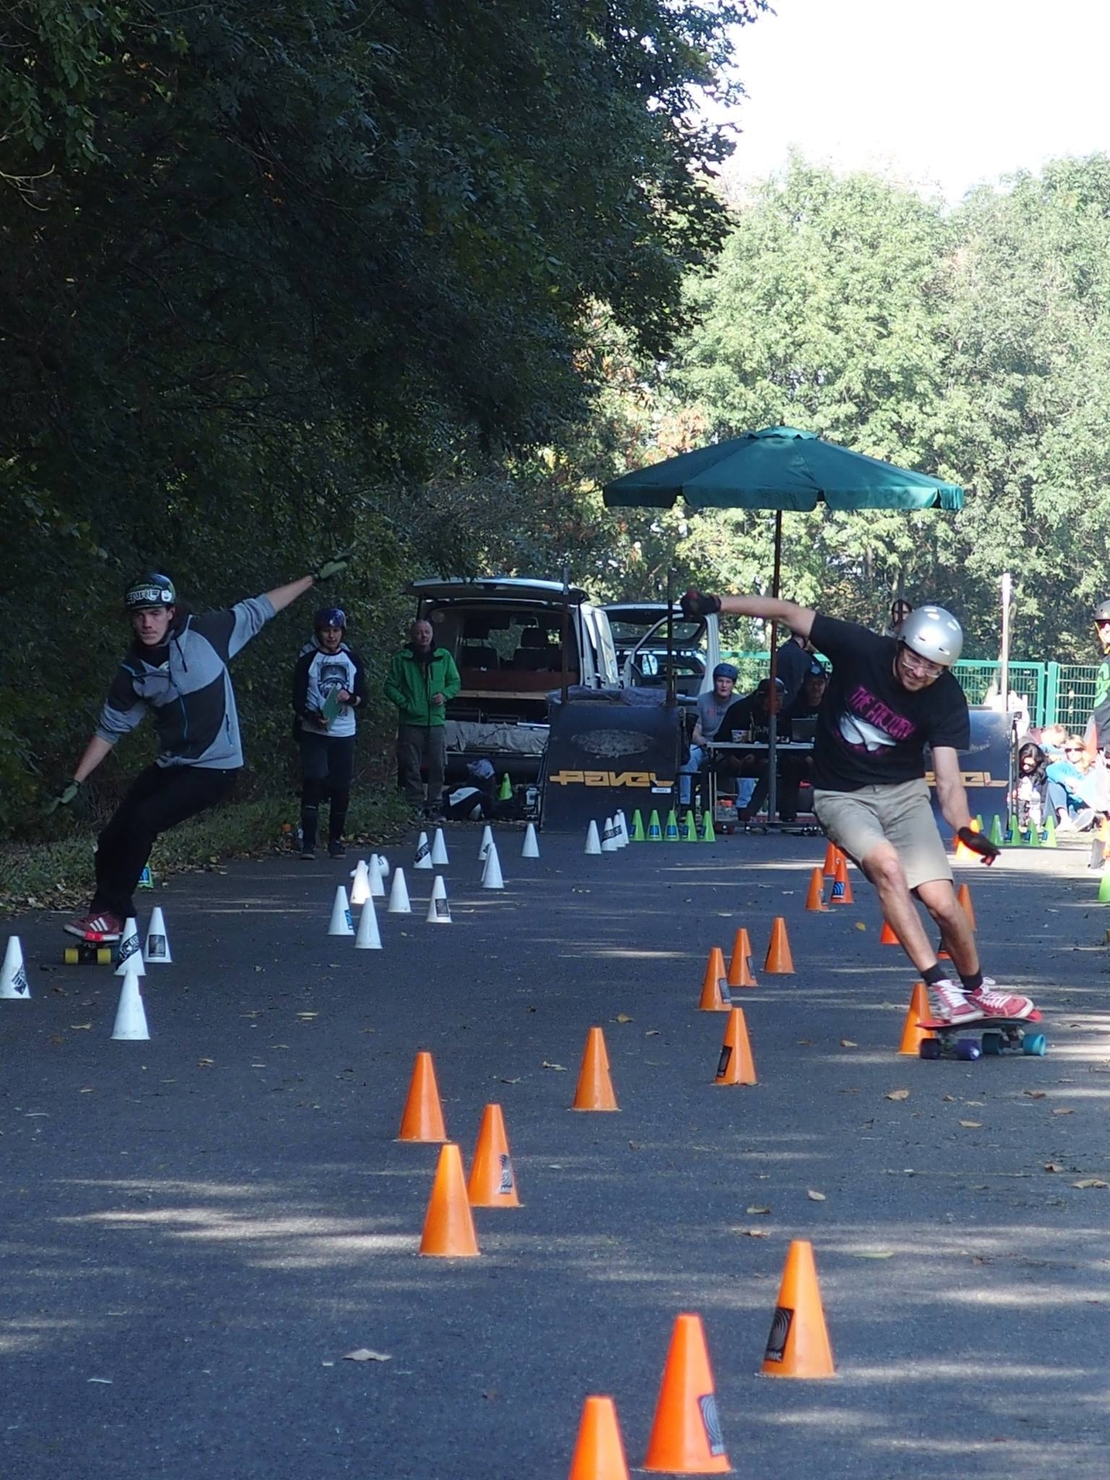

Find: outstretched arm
265;575;316;614
683;588;816;640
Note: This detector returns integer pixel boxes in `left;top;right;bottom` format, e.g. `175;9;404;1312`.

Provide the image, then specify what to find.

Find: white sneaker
969;978;1036;1020
927;978;985;1025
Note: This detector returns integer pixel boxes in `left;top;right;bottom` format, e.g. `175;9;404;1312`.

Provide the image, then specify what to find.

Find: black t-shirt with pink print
809;614;969;792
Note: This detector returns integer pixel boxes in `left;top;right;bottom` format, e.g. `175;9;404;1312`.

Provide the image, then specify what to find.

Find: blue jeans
678;744;704;806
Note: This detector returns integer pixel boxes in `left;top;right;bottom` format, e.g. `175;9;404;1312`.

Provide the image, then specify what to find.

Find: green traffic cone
664;809;680;841
988;814;1004;847
137;863;155;889
1042;813;1058;848
647;808;662;842
1006;813;1020;844
682;811;698;842
975;813;985;834
1099;869;1110;904
630;809;645;842
1026;819;1041;847
499;772;512;801
701;812;716;843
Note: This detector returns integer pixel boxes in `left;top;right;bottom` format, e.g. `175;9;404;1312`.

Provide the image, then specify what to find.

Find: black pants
299;732;355;848
91;763;238;919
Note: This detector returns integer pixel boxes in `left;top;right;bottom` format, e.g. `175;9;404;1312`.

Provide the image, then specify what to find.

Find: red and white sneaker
968;978;1036;1020
927;979;985;1025
63;912;124;942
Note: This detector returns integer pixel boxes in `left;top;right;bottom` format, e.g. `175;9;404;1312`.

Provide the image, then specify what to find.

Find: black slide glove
956;826;1000;865
42;779;81;816
680;588;722;619
313;548;352;583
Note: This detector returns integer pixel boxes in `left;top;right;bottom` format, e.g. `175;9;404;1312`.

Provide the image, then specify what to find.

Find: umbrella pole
766;512;783;824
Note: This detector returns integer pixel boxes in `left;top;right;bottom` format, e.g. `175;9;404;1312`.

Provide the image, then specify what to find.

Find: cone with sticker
615;811;630;847
419;1142;480;1257
830;852;853;904
367;853;386;897
143;906;172;964
701;811;716;843
953;816;983;860
522;822;540;858
1042;812;1058;848
398;1051;447;1142
585;819;602;855
714;1007;757;1085
643;1312;730;1473
664;809;680;842
482;844;505;890
804;867;826;912
601;817;618;853
822;840;840;878
0;935;30;1000
764;916;795;974
571;1026;619;1111
899;980;934;1055
426;875;452;924
956;882;976;930
111;960;150;1041
726;927;756;989
350;858;371;906
413;830;433;870
630;809;646;842
387;868;412;913
430;827;449;866
647;809;662;842
568;1395;630;1480
698;947;731;1012
115;916;145;975
879;919;900;946
355;895;382;949
467;1103;521;1207
682;811;699;842
478;824;494;861
1005;812;1020;844
327;886;354;934
761;1239;835;1378
1025;818;1042;848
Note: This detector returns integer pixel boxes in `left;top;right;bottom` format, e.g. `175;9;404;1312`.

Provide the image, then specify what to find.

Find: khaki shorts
813;778;952;891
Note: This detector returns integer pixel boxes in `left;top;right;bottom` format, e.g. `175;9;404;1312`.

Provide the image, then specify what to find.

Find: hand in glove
680;588;722;619
956;826;999;865
42;779;81;816
313;548;352;583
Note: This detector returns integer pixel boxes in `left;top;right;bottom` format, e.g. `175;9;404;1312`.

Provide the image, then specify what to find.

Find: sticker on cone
478;825;493;861
643;1313;730;1473
328;885;355;934
568;1395;630;1480
804;867;826;911
426;875;451;923
761;1239;835;1378
467;1104;521;1207
143;906;171;963
397;1050;447;1142
419;1143;480;1258
698;947;731;1012
1;935;30;999
115;916;145;975
831;853;853;904
413;830;432;869
714;1007;756;1085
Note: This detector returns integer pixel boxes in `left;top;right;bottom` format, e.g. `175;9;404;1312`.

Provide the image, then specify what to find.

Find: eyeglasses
898;648;945;679
1064;747;1084;755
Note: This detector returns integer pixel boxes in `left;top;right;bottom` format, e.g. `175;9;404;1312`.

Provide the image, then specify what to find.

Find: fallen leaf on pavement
1044;1163;1065;1173
1072;1179;1108;1189
1052;1108;1075;1116
498;1077;521;1084
852;1250;894;1259
840;1039;858;1048
69;1024;92;1031
746;1205;771;1215
614;1013;633;1024
807;1190;826;1201
959;1120;982;1128
343;1349;392;1362
734;1227;770;1238
541;1061;567;1072
1024;1090;1047;1099
885;1089;911;1101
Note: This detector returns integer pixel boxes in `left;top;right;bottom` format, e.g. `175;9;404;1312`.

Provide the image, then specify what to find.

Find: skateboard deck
917;1011;1046;1060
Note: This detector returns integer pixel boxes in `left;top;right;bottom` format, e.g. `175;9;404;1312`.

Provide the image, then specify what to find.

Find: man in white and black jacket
291;607;368;860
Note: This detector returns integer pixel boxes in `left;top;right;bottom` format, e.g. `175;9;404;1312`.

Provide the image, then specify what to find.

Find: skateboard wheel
918;1039;942;1060
955;1039;982;1061
64;946;79;965
981;1031;1003;1056
1022;1033;1048;1057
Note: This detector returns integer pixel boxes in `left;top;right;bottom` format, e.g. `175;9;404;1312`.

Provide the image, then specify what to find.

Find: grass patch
0;790;412;917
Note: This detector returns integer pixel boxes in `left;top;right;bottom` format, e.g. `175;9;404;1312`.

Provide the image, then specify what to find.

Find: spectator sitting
1008;741;1048;836
442;758;521;822
677;663;737;812
778;660;828;822
716;676;787;822
1030;722;1068;760
1045;736;1098;832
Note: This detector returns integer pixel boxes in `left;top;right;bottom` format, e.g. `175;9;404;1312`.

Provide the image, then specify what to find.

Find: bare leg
914;878;979;976
858;842;943;975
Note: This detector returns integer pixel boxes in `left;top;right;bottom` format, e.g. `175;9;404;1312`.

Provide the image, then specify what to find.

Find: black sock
922;963;948;987
959;970;983;994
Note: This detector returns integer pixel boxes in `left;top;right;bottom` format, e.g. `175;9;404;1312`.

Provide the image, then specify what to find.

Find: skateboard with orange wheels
918;1011;1046;1061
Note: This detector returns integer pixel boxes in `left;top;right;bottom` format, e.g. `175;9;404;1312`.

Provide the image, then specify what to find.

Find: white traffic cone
601;816;618;853
143;906;172;964
111;960;150;1040
615;810;629;847
349;859;371;906
328;885;355;936
478;824;494;861
426;875;452;924
387;867;412;914
0;935;30;999
584;819;602;855
413;831;433;870
115;917;146;976
430;827;449;866
354;895;382;949
367;855;385;897
521;822;540;858
482;843;505;890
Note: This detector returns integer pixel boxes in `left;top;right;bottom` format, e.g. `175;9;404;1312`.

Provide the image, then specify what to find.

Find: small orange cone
568;1395;630;1480
879;919;900;945
418;1143;480;1257
397;1050;448;1142
804;866;826;912
763;916;795;974
726;927;757;989
761;1239;835;1378
643;1313;730;1473
953;817;982;861
571;1027;619;1111
698;946;732;1012
956;882;977;930
899;981;934;1055
714;1007;757;1085
467;1103;521;1207
829;852;854;904
822;840;839;878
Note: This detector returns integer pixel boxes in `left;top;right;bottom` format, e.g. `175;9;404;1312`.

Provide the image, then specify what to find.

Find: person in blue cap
677;662;737;812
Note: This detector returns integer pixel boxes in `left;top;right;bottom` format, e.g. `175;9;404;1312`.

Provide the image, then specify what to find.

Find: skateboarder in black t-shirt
681;588;1035;1026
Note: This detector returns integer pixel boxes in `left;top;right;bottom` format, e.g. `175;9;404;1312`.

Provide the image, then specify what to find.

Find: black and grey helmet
1094;598;1110;623
124;573;176;611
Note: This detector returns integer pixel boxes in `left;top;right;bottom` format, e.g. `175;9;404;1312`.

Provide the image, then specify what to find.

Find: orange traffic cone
822;840;839;878
956;882;977;930
804;866;826;912
899;981;934;1055
763;916;795;974
467;1103;521;1207
761;1239;835;1378
568;1395;630;1480
714;1007;757;1085
418;1143;480;1257
698;946;731;1012
571;1027;619;1111
879;920;900;945
726;927;757;989
397;1050;447;1142
643;1312;730;1473
830;852;853;905
953;817;982;861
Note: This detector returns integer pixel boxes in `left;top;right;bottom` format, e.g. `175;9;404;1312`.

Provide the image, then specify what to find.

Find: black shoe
328;841;345;859
299;848;316;861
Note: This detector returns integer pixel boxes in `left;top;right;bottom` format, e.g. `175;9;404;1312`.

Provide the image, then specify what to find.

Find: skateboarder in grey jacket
47;557;348;941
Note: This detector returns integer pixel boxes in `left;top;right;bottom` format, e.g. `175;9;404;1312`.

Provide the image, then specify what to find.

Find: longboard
917;1011;1046;1060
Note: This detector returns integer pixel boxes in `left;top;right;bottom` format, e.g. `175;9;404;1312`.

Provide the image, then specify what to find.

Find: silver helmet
900;605;963;667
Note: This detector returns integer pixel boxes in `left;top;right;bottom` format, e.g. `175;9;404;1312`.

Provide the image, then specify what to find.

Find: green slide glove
314;548;352;583
43;779;81;816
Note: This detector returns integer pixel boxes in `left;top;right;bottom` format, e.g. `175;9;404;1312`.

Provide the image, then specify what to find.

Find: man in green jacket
384;618;462;817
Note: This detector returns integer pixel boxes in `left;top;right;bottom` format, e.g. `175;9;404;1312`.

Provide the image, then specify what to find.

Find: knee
865;847;907;893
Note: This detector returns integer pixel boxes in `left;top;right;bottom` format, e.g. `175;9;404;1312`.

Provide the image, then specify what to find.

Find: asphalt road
3;823;1110;1479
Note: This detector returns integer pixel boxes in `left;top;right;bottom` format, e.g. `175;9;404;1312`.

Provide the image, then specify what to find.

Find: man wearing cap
292;607;368;859
680;586;1035;1024
677;662;737;811
45;557;348;941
